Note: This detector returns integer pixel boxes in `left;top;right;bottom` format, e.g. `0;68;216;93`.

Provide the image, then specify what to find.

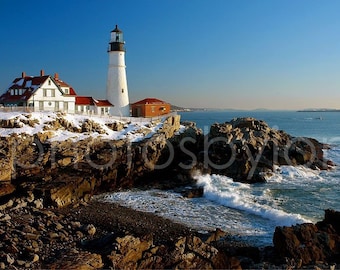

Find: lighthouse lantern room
106;25;130;116
109;25;124;51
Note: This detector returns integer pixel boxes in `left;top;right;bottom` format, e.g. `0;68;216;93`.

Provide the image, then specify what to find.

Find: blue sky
1;0;340;109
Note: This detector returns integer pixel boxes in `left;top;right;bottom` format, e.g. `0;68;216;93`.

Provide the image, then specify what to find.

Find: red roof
93;99;113;107
0;75;50;103
31;76;49;86
0;89;32;102
69;88;77;95
75;96;94;105
54;78;77;95
10;75;49;89
75;97;112;107
0;73;78;103
132;98;168;105
0;72;111;108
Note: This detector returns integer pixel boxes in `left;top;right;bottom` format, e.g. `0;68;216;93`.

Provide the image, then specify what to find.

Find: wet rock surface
0;115;191;205
274;209;340;266
1;192;339;269
0;194;239;269
0;114;339;269
207;117;332;182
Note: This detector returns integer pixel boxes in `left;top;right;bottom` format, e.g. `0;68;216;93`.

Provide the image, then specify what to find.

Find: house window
64;88;69;94
51;89;55;97
48;80;51;85
10;90;14;95
43;89;47;97
151;106;155;113
14;89;18;95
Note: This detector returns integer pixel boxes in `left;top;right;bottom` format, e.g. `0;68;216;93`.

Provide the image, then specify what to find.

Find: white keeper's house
0;70;113;115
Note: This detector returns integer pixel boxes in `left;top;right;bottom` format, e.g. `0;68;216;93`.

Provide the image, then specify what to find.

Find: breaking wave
195;174;311;226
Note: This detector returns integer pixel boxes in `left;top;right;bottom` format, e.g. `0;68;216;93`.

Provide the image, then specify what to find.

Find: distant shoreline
297;109;340;112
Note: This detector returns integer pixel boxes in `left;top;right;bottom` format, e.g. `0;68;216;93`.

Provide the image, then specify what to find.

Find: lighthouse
106;25;130;116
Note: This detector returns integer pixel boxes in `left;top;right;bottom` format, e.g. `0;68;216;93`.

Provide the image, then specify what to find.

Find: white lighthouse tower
106;25;130;116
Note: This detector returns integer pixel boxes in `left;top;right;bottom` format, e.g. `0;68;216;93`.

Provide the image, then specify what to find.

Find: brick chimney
54;73;59;80
22;71;26;78
40;69;44;76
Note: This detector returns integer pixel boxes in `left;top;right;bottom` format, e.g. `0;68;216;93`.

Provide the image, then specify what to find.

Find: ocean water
98;110;340;246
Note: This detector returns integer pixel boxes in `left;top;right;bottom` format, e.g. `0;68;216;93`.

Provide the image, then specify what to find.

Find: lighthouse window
121;89;124;93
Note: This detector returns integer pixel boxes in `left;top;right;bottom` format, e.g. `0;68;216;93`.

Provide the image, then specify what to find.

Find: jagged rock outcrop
0;192;244;269
0;194;104;269
107;234;235;269
207;117;331;182
0;115;334;203
0;114;201;206
273;209;340;266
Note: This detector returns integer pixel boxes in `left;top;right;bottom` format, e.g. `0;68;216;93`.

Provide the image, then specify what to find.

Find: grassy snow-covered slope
0;111;183;142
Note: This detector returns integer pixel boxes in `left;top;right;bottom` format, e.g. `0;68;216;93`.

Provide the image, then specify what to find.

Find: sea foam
195;174;311;226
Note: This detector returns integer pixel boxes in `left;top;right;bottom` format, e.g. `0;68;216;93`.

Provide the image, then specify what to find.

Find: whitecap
195;174;311;226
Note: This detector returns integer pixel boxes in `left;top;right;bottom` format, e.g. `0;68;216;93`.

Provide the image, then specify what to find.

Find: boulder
273;209;340;265
181;186;204;198
207;117;330;183
46;251;103;269
107;234;232;269
0;183;15;197
108;235;154;269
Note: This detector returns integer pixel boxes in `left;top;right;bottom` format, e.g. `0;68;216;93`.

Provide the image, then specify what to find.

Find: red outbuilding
131;98;171;117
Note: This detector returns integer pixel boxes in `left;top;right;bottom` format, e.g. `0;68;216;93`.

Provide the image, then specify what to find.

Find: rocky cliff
206;117;332;182
0;112;200;207
273;209;340;266
0;114;333;204
0;112;338;269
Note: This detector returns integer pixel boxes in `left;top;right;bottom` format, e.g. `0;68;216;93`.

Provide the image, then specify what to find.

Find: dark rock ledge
207;117;333;183
0;115;333;204
0;193;339;269
0;115;338;269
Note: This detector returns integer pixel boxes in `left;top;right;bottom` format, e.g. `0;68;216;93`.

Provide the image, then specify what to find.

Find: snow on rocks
0;111;182;143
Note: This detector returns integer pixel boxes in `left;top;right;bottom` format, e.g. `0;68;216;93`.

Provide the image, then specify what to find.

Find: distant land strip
297;109;340;112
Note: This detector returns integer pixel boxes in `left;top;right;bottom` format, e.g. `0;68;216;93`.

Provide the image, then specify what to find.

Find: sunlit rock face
207;117;331;183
